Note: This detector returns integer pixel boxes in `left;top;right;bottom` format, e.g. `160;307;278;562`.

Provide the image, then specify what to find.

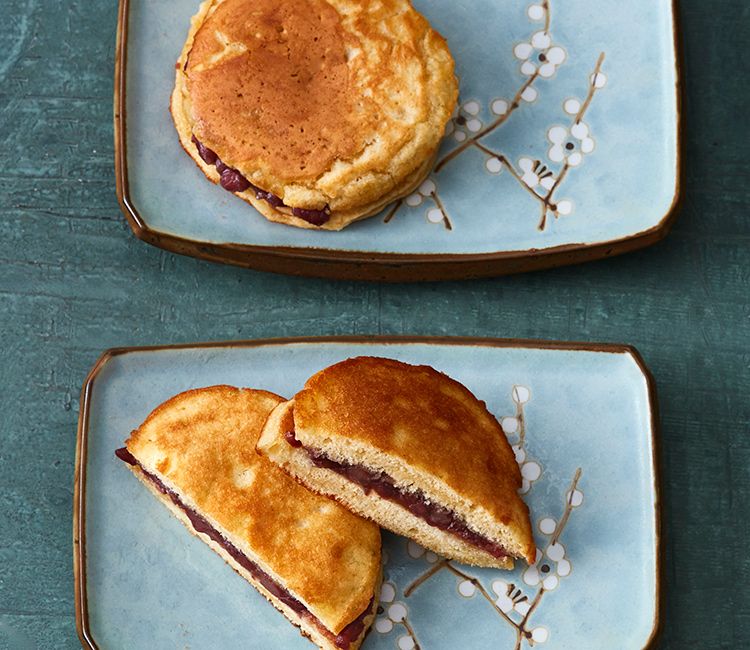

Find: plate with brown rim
115;0;682;281
74;337;661;648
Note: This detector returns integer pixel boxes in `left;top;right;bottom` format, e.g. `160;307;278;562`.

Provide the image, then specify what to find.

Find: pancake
257;358;536;570
171;0;458;230
117;386;381;649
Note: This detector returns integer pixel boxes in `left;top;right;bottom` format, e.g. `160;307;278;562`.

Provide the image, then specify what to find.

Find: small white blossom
547;122;595;167
518;158;556;191
567;488;584;507
491;98;509;116
521;86;538;103
538;518;556;535
555;199;573;216
563;98;582;116
398;636;416;650
485;157;503;175
531;627;550;643
513;385;531;404
458;579;477;598
514;32;566;78
426;209;445;225
447;101;485;142
491;579;534;616
591;71;608;88
527;3;546;21
375;581;415;645
405;179;437;207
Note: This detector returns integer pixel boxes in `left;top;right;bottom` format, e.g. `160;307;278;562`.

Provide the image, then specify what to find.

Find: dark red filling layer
286;434;510;560
115;447;370;648
191;136;331;226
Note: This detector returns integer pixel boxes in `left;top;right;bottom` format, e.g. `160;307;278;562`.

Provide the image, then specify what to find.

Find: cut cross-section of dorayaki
116;385;381;650
257;358;536;570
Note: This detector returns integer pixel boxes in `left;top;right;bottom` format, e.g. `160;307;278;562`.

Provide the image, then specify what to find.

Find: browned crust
126;461;378;650
122;385;381;635
169;0;458;229
290;357;535;564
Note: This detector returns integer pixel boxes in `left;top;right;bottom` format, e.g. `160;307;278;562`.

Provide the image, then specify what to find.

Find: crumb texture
290;358;536;564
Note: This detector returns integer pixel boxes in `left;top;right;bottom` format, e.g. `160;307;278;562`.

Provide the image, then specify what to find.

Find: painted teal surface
84;342;656;649
0;1;748;649
127;0;677;252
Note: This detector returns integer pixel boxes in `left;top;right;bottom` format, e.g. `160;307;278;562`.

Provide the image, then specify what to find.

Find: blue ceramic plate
75;338;661;649
115;0;681;280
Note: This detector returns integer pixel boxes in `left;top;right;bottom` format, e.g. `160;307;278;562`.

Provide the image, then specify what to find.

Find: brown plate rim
113;0;684;282
73;335;663;648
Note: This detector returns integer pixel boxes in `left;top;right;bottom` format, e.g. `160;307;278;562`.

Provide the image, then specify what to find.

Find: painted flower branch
384;0;608;233
404;467;583;649
476;53;606;230
434;68;542;174
385;0;555;229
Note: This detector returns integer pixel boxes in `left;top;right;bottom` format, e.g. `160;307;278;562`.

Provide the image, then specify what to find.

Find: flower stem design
400;618;422;650
551;468;582;546
536;53;605;229
384;199;404;224
472;53;605;231
404;559;450;597
404;467;583;649
435;0;552;173
434;69;541;174
385;193;452;230
384;1;605;236
430;191;453;230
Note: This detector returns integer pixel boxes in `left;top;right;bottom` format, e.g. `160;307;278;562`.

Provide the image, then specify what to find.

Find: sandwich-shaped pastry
115;386;381;650
258;358;536;570
170;0;458;231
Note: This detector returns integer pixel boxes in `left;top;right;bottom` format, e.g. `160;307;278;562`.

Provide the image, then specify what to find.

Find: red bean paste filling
284;432;511;560
191;136;331;226
115;447;370;648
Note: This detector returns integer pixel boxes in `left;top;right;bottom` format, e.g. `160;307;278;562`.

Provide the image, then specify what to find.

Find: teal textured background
0;1;747;649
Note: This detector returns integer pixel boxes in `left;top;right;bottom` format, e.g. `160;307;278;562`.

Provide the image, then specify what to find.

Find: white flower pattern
491;579;534;617
446;100;484;143
514;32;567;79
547;122;595;167
500;385;542;494
391;376;584;650
405;179;437;208
517;157;556;191
386;0;607;233
375;583;411;635
402;178;452;229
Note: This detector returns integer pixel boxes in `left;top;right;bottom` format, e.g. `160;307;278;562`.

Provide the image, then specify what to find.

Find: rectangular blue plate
74;338;661;649
115;0;681;280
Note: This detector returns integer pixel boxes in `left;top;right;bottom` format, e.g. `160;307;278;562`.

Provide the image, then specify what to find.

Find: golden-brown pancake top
174;0;458;217
126;385;381;634
186;0;365;182
293;357;534;560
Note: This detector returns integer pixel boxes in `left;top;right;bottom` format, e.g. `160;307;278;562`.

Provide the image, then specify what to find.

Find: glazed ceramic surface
79;339;659;649
120;0;679;271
